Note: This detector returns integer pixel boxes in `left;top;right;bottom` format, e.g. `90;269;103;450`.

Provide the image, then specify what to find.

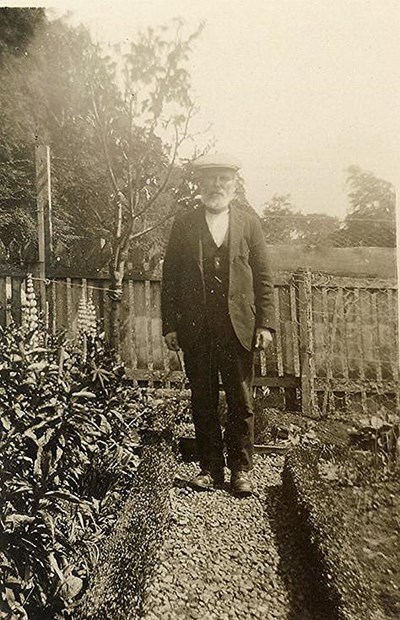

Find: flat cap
193;152;242;172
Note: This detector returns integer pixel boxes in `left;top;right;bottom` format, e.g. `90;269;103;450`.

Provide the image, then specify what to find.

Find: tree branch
130;208;177;241
131;103;195;222
90;85;124;208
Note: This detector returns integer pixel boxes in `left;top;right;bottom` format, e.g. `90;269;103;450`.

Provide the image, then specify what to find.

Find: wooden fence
307;272;399;415
0;263;398;416
0;272;300;383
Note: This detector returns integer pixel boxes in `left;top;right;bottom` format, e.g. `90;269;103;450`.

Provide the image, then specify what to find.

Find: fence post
295;268;317;417
35;144;53;323
396;190;400;379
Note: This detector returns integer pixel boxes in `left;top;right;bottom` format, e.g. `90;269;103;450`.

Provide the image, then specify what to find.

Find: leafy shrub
0;321;143;619
348;412;400;468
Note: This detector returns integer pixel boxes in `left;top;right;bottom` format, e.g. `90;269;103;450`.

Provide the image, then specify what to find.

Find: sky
5;0;400;217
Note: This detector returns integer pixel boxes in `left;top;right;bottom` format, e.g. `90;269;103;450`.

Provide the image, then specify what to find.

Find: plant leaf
60;574;83;600
71;390;97;400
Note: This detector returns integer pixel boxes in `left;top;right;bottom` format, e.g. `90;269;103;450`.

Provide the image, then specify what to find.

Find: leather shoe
189;469;224;491
230;470;254;496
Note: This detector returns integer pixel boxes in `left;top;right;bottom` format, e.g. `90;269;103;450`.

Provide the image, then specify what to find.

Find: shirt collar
204;206;230;219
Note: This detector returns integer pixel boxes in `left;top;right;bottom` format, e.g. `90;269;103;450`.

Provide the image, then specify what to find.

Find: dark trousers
183;329;254;473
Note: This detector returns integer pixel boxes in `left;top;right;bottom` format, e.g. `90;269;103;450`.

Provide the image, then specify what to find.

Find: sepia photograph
0;1;399;619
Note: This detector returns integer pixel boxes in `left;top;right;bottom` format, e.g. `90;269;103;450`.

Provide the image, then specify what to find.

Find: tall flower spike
23;273;39;333
87;293;97;338
22;273;40;349
77;291;89;336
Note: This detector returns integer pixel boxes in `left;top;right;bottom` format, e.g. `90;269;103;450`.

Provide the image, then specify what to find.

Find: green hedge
78;439;178;620
283;447;384;620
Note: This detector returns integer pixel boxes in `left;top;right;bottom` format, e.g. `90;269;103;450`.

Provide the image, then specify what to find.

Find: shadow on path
263;484;335;620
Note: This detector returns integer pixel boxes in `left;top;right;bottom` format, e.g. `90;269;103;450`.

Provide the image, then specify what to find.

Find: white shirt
205;208;230;247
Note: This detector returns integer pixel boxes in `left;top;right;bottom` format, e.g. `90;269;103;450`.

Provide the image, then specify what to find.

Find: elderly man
161;153;275;495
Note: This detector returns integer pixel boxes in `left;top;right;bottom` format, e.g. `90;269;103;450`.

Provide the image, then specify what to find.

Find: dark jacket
161;205;275;351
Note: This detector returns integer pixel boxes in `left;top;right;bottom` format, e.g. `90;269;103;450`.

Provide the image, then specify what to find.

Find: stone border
282;447;385;620
178;436;291;461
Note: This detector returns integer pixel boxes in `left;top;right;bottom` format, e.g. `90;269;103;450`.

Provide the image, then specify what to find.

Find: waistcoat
201;216;234;341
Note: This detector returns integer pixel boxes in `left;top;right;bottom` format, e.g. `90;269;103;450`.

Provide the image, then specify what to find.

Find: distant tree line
261;166;395;248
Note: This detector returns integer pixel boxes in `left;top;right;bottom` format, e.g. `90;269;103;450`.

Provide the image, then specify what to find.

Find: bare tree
88;22;205;355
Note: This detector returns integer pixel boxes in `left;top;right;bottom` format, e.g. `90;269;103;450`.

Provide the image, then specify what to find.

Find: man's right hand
164;331;180;351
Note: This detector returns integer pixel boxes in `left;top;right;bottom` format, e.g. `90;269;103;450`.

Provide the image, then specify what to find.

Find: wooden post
396;188;400;379
295;268;317;417
35;145;53;322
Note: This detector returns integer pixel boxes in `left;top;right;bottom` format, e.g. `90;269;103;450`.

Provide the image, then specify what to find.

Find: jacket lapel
186;206;245;304
187;208;204;272
229;206;245;263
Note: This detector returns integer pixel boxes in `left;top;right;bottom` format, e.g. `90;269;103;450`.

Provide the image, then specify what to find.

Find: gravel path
141;455;310;620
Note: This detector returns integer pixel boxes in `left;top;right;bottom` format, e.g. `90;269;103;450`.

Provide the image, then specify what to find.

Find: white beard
203;192;233;212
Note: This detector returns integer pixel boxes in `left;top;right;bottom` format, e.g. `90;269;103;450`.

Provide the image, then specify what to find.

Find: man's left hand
255;328;273;351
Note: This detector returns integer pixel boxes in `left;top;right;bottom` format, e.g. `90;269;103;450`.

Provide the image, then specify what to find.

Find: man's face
198;168;236;212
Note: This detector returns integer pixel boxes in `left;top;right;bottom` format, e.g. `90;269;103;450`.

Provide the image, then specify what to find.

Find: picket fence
0;260;398;416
